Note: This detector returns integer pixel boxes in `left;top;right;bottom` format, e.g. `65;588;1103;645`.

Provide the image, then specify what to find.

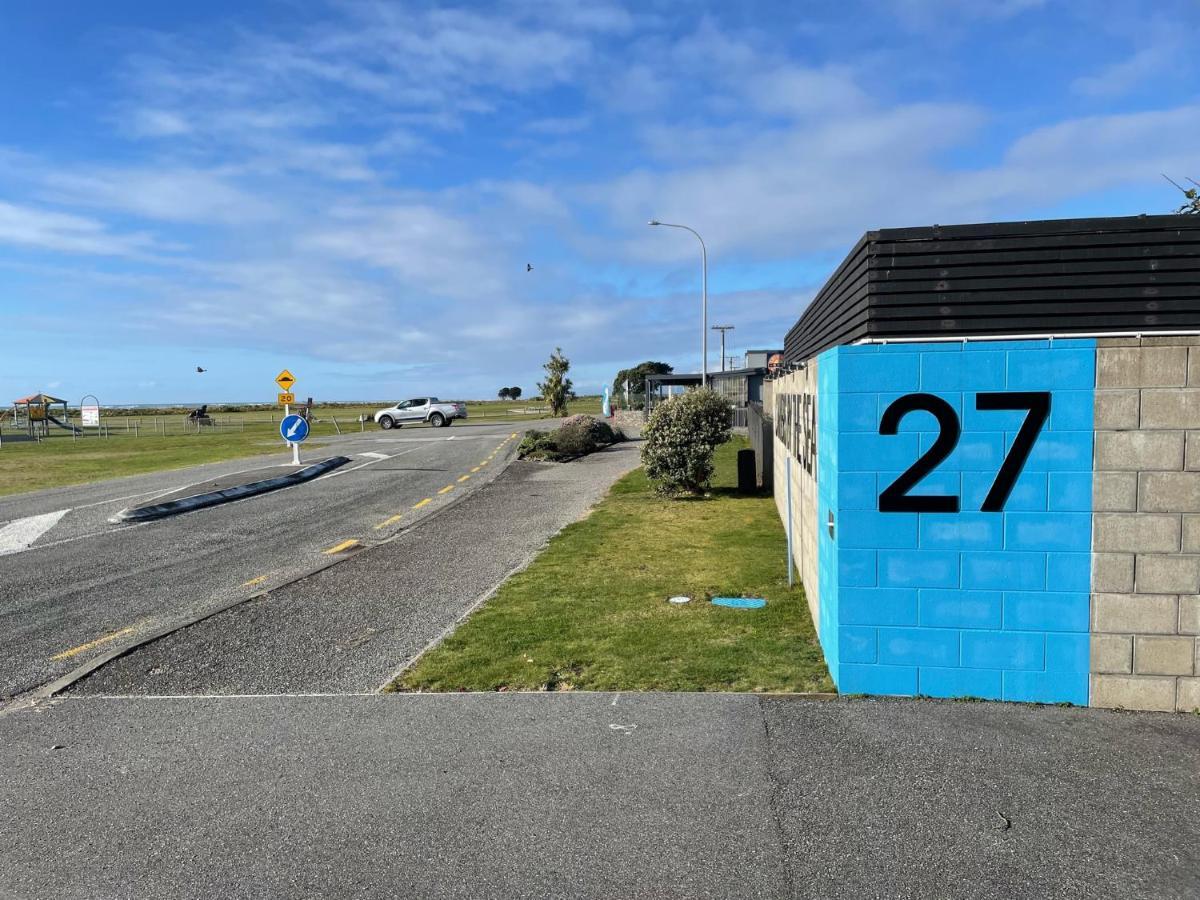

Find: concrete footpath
2;693;1197;899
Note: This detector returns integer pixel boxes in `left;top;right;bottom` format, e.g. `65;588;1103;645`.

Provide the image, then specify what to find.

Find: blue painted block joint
818;340;1095;705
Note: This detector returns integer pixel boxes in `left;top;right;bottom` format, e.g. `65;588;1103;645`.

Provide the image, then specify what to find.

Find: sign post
80;394;100;439
274;369;299;460
279;413;309;465
275;370;296;393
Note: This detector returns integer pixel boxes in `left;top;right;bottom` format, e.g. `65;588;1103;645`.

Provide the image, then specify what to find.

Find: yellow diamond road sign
275;369;296;391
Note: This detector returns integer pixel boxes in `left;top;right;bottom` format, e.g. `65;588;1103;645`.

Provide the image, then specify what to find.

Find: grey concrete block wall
1092;336;1200;713
772;364;821;630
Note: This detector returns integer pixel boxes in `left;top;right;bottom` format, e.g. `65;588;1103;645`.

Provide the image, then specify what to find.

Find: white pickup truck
374;397;467;429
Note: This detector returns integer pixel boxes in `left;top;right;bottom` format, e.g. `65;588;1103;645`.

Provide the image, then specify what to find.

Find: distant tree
538;348;573;417
1164;175;1200;215
613;361;673;398
509;386;522;400
498;387;512;400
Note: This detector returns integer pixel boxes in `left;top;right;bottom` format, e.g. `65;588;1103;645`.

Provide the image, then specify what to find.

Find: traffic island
110;456;350;523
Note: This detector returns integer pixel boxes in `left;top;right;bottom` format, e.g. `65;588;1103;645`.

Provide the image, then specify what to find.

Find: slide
45;414;83;435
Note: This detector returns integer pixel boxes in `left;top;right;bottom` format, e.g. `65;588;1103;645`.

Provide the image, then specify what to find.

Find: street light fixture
648;219;708;387
711;325;734;372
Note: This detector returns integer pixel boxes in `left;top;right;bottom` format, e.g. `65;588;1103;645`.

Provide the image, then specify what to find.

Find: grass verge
0;397;605;497
0;426;297;497
391;438;833;693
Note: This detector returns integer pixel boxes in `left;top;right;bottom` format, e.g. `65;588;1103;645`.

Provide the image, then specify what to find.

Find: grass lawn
0;396;604;497
0;425;296;497
391;438;833;694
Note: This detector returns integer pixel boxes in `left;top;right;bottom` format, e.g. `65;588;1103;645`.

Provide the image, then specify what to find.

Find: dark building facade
783;214;1200;364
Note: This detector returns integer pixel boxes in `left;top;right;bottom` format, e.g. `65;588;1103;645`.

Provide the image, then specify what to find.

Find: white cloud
41;168;275;225
593;101;986;260
587;95;1200;268
298;204;511;301
0;201;164;257
3;1;1198;400
994;105;1200;191
525;115;592;136
750;65;870;119
888;0;1046;30
126;108;192;137
1071;21;1186;98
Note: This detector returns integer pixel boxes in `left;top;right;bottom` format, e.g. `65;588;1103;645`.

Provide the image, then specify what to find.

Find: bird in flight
196;366;207;373
526;263;533;272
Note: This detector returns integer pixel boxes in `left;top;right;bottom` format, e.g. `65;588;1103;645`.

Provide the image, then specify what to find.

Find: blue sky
1;0;1197;404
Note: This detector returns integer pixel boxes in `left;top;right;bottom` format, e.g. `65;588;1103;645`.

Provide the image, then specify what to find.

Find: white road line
359;451;390;460
0;519;152;556
0;488;160;518
317;446;419;480
72;489;164;511
0;509;71;556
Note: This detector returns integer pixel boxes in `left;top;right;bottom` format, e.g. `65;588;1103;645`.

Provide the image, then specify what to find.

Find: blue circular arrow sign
280;414;310;443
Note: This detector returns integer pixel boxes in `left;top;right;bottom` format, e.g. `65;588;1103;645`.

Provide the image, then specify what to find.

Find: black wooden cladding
782;214;1200;364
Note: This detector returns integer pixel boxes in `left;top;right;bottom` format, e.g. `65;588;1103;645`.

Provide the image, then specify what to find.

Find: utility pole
712;325;734;372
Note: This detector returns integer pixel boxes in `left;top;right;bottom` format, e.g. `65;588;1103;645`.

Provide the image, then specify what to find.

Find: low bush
518;415;624;461
641;389;732;495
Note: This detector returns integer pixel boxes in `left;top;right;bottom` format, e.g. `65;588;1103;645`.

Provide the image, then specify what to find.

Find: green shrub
518;415;623;461
517;429;555;458
641;389;732;495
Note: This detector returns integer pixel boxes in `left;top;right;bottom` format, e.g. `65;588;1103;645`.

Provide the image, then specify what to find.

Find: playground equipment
10;393;81;437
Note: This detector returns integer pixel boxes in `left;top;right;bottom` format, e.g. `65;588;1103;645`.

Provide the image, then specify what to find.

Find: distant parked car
374;398;467;429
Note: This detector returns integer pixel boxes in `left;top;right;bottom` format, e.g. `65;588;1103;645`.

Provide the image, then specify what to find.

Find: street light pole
648;220;708;387
711;325;734;372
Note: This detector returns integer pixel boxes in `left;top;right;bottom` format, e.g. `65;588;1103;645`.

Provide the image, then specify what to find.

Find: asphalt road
70;441;643;696
0;421;529;700
2;693;1196;899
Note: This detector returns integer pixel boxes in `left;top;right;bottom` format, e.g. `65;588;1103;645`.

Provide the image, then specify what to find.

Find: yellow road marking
243;575;267;587
374;514;404;530
511;433;518;438
457;475;470;482
438;485;454;494
323;539;360;554
479;460;489;467
52;626;137;661
414;498;432;509
470;466;481;473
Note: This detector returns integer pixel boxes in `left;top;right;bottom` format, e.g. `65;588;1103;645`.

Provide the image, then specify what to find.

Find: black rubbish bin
737;448;757;494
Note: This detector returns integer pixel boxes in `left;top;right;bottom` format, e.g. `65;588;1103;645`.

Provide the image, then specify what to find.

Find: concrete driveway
2;692;1196;899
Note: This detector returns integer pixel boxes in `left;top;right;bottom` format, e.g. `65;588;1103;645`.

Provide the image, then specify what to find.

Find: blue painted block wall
819;340;1094;705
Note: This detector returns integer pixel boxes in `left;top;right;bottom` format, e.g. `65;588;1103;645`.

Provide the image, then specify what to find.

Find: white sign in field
81;405;100;427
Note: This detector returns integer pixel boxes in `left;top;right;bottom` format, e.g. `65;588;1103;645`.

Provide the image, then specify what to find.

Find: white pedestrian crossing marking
0;509;70;556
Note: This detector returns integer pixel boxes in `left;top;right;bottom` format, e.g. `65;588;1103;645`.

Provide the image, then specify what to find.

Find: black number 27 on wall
878;392;1051;514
